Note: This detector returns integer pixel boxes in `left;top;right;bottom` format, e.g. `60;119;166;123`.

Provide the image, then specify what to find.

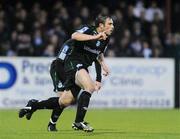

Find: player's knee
60;98;73;107
59;92;75;107
85;83;96;93
63;99;72;107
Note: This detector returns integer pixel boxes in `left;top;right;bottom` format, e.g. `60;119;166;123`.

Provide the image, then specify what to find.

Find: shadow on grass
93;132;180;137
9;129;180;138
70;129;180;137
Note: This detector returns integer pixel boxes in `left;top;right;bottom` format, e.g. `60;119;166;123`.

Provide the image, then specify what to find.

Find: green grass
0;109;180;139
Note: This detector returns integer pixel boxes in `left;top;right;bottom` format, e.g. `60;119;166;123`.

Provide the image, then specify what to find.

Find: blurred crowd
0;0;180;58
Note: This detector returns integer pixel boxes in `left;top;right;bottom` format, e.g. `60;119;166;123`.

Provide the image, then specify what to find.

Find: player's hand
95;81;102;92
102;64;110;76
96;32;107;40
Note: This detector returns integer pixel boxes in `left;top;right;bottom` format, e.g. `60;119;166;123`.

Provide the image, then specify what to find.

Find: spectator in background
32;29;44;56
43;34;58;57
0;0;178;58
80;6;89;24
142;40;152;58
151;36;163;57
133;0;145;18
72;17;82;31
126;5;137;33
129;37;143;57
164;33;180;58
13;22;32;56
116;29;132;57
145;1;164;22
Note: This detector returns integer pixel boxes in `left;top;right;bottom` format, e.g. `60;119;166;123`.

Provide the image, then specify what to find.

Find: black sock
75;91;91;123
49;107;64;124
32;97;60;110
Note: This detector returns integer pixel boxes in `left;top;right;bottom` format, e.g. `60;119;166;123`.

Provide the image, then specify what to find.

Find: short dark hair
94;15;111;27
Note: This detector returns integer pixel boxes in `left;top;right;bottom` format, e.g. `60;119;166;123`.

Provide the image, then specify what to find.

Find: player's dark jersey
56;35;102;81
60;25;109;68
56;39;74;62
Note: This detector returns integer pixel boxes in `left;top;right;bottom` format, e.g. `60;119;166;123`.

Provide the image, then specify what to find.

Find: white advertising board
0;57;175;108
89;58;175;108
0;57;54;108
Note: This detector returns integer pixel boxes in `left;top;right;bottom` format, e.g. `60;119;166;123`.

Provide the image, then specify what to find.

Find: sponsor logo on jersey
84;46;101;55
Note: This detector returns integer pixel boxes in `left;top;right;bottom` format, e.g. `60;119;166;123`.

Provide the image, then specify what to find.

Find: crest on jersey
76;64;83;68
58;82;63;88
96;41;100;47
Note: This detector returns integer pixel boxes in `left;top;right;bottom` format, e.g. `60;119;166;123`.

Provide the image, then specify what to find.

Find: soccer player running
49;47;103;131
19;40;102;132
19;15;114;132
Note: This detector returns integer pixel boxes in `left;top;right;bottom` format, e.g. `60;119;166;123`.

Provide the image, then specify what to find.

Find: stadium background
0;0;180;139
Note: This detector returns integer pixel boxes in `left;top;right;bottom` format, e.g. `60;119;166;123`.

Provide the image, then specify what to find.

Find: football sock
75;91;91;123
32;97;60;110
50;107;64;124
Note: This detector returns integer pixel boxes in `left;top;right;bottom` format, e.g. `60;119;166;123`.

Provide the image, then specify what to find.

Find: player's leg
19;96;63;118
72;68;95;132
48;107;63;131
19;91;76;118
19;60;65;120
48;84;81;131
47;92;64;131
19;91;76;121
48;59;66;131
47;91;76;131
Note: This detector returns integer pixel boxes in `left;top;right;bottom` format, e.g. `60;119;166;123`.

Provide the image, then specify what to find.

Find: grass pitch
0;109;180;139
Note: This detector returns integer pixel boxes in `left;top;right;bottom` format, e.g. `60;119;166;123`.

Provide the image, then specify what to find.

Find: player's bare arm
97;53;110;76
71;32;107;41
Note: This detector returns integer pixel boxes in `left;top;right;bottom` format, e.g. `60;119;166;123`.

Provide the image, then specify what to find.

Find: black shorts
50;59;65;92
50;59;81;98
63;58;88;91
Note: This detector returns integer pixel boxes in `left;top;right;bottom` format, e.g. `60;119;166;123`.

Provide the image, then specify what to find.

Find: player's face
103;18;114;36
